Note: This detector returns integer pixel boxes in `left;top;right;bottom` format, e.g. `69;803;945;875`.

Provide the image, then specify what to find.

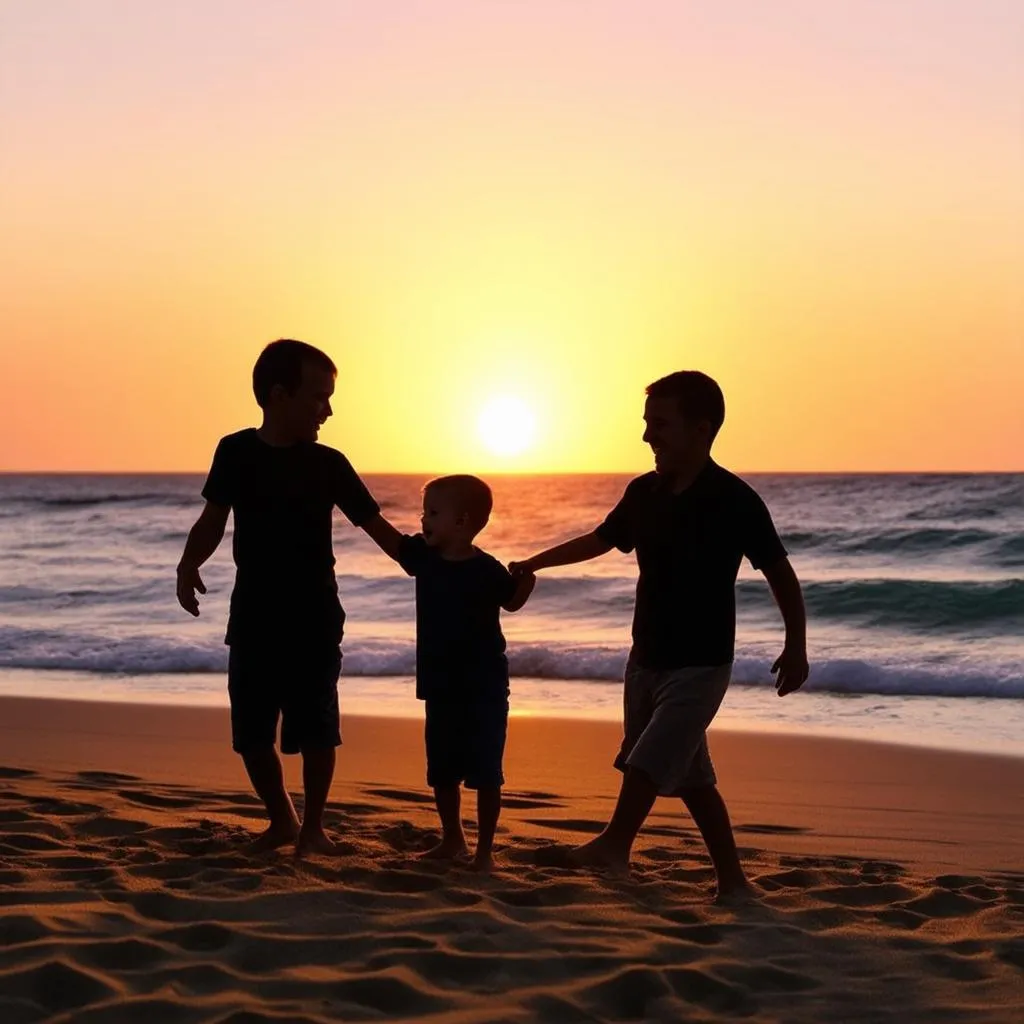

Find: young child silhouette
367;475;535;871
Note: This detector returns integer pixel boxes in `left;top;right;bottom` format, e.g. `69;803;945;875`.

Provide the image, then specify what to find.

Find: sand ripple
0;766;1022;1022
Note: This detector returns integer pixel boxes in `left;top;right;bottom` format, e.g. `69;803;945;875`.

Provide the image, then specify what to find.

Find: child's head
420;475;493;548
252;339;337;443
642;371;725;473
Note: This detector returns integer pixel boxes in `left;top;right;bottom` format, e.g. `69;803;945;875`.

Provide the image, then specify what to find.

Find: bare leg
570;766;658;875
471;787;501;872
240;747;300;852
295;746;340;857
420;784;468;860
680;784;750;899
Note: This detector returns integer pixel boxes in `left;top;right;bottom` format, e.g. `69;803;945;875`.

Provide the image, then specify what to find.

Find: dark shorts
227;644;342;756
424;697;508;790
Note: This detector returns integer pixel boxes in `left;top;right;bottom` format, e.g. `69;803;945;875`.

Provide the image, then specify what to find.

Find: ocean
0;472;1021;757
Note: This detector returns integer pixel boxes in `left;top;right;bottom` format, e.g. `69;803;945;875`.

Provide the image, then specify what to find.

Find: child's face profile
420;490;465;548
642;395;710;475
268;361;335;443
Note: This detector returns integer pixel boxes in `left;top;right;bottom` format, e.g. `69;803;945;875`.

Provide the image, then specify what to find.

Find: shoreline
2;670;1022;760
2;694;1022;875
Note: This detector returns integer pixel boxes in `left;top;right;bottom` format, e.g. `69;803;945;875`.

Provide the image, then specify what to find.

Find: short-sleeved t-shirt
595;460;787;670
202;428;380;646
397;534;518;701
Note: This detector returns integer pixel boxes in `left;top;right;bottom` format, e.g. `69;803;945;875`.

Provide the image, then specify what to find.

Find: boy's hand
504;568;536;612
176;564;207;617
508;559;535;577
772;646;809;696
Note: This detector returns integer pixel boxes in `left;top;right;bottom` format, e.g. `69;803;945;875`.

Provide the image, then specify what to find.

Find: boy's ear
267;382;288;406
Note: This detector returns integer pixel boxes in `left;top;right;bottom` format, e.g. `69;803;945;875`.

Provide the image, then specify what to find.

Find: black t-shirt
595;460;787;670
201;428;380;646
397;534;518;701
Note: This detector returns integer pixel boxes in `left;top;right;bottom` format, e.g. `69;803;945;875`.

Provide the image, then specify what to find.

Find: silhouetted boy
176;339;384;857
367;475;535;871
511;371;808;901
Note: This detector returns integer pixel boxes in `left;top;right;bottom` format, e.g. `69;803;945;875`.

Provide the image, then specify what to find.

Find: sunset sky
2;1;1021;473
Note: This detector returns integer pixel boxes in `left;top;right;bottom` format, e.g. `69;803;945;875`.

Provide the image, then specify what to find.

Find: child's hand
504;565;536;612
771;646;809;696
176;564;207;617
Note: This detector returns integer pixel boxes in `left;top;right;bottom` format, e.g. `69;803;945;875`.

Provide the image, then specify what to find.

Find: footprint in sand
115;789;198;810
75;770;142;784
363;787;436;804
0;960;118;1016
523;817;604;835
501;796;564;810
735;823;811;835
77;815;149;838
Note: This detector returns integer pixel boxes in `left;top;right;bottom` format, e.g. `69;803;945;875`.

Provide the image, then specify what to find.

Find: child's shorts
424;696;508;790
613;657;732;795
228;644;342;755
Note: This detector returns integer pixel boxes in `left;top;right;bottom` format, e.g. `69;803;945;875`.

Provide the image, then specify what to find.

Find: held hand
176;564;207;617
771;646;809;697
508;559;536;577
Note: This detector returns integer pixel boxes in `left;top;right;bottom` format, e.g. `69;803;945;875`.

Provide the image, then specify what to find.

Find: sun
477;395;537;457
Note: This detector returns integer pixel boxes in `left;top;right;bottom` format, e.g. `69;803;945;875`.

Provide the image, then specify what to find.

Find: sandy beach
1;695;1021;1023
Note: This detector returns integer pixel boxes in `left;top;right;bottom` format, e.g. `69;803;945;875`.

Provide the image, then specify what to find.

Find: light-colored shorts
613;656;732;796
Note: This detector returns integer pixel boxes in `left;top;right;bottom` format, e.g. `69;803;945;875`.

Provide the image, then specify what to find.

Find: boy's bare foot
245;822;300;855
419;838;469;861
469;851;494;874
295;827;345;859
567;836;631;878
712;880;759;907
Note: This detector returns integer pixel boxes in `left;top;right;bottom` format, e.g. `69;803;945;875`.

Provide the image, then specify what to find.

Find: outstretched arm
176;501;229;616
762;556;808;696
361;513;404;562
509;531;612;575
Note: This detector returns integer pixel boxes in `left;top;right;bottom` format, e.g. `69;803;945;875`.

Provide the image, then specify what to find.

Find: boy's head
420;475;493;548
252;339;337;443
643;371;725;474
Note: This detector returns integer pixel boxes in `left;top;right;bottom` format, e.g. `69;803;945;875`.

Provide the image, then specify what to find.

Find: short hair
252;339;337;408
645;371;726;442
423;475;494;534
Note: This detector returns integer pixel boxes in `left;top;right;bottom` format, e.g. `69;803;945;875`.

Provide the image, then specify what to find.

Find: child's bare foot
567;836;631;878
469;851;494;873
712;880;759;907
245;821;300;855
419;838;469;861
295;827;345;859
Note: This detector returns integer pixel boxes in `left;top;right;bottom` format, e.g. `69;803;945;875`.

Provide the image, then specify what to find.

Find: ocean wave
731;656;1024;699
990;534;1024;567
1;627;1021;699
534;576;1023;633
785;526;1002;555
22;494;196;509
2;490;402;514
3;570;1021;635
752;578;1024;631
906;494;1019;522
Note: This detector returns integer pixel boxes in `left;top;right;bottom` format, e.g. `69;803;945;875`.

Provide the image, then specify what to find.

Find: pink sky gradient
2;1;1021;471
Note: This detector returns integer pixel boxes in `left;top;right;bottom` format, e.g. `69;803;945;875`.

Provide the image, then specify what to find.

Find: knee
679;783;719;810
240;744;278;763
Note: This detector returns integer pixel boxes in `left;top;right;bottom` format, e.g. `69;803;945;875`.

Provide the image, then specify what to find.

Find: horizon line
1;468;1022;477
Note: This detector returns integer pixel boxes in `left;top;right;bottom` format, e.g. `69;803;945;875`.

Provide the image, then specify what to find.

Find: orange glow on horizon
1;3;1021;473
